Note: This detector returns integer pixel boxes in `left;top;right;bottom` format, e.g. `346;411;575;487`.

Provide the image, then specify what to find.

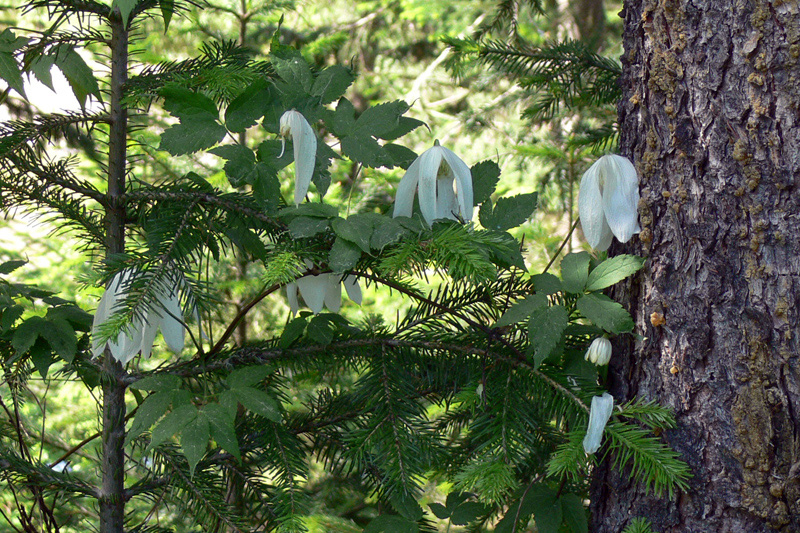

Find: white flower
585;336;612;366
578;154;640;251
279;110;317;205
583;392;614;454
91;271;185;365
392;141;473;226
286;266;362;316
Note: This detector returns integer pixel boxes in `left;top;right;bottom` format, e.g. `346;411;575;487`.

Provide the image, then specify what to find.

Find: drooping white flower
578;154;640;251
91;271;186;365
286;268;362;316
583;392;614;454
585;336;612;366
279;110;317;205
392;141;473;226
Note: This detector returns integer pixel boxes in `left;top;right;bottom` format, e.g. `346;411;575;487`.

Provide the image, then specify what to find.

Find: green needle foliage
0;1;688;532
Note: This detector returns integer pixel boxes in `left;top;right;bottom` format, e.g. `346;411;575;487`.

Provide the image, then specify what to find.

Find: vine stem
544;218;580;274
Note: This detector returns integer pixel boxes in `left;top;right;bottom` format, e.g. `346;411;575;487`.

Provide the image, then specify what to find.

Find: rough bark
591;0;800;531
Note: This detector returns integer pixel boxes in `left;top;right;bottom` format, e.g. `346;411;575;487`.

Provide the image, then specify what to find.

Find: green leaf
130;374;182;392
181;412;209;476
112;0;138;25
390;492;423;521
225;78;272;132
380;117;425;141
528;306;569;368
209;145;256;187
0;259;26;274
280;317;307;349
332;216;372;253
363;515;418;533
29;339;55;378
46;305;93;332
355;101;411;138
371;217;409;250
1;305;23;331
0;51;25;98
560;494;588;533
341;134;391;168
560;252;591;294
147;404;198;452
126;390;174;444
159;0;174;30
270;48;312;92
250;163;282;213
428;503;450;520
585;255;645;292
531;273;562;295
330;97;356;136
159;117;227;155
479;193;537;231
29;53;55;90
204;403;240;461
12;316;48;356
471;160;501;205
234;386;282;423
384;143;418;169
227;365;274;389
54;45;101;108
307;315;334;345
451;502;488;526
278;203;339;220
495;294;548;328
288;217;329;238
577;293;634;334
329;237;362;273
39;318;76;362
311;65;354;104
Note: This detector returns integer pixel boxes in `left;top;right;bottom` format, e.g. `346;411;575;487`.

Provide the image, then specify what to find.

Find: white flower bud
583;392;614;454
585;337;612;366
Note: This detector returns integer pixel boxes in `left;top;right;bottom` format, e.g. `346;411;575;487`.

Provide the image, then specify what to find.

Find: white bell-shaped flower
279;109;317;205
578;154;640;251
286;264;362;316
583;392;614;454
392;141;473;226
91;271;186;365
584;336;612;366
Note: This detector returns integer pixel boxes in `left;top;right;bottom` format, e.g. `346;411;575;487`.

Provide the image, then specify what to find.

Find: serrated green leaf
332;216;372;253
471;160;501;205
181;412;209;476
29;339;55;378
428;503;450;520
329;237;361;273
288;216;329;238
225;78;272;132
371;217;409;250
40;318;76;362
384;143;418;169
380;116;425;141
29;54;55;90
531;273;562;295
311;64;354;104
46;305;93;332
12;316;47;356
479;193;537;231
391;492;423;521
451;502;488;526
147;404;198;452
307;314;334;345
560;494;588;533
227;365;274;389
355;100;410;138
159;117;227;155
209;145;256;187
526;485;562;533
331;97;356;136
280;317;307;349
363;515;418;533
54;46;100;108
1;305;23;331
131;374;182;392
278;203;339;220
494;294;547;328
577;293;634;334
271;48;312;91
341;134;391;168
0;260;26;275
528;306;569;368
204;403;240;461
159;0;174;30
585;255;645;292
234;386;281;423
126;390;174;444
112;0;138;25
0;51;25;98
560;252;591;294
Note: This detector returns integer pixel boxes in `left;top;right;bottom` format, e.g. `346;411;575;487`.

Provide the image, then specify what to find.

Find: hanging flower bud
393;141;473;226
578;154;640;251
279;110;317;205
583;392;614;454
585;336;612;366
286;263;362;315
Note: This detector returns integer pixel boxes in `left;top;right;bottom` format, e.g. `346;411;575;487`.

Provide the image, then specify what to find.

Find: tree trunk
591;0;800;531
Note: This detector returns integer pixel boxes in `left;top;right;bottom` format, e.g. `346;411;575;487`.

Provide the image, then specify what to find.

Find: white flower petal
342;275;362;305
435;173;458;221
579;159;612;250
601;155;640;243
286;282;299;316
138;312;159;359
392;155;422;219
441;147;473;221
323;275;342;312
280;110;317;205
583;392;614;454
297;275;329;315
92;271;132;359
159;290;185;354
417;147;444;225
